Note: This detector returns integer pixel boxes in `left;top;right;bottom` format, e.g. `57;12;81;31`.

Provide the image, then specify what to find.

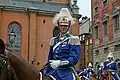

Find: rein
40;62;54;80
0;50;19;80
0;53;10;80
0;54;8;73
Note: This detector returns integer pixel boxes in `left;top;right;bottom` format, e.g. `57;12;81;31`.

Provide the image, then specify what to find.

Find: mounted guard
44;8;81;80
97;63;104;80
103;52;120;80
86;62;94;78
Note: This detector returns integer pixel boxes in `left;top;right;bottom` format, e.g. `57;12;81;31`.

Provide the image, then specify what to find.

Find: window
94;0;98;4
113;15;119;31
8;22;21;53
115;44;120;51
89;28;92;34
94;14;99;20
43;20;45;23
103;21;108;36
45;0;55;2
95;7;98;14
104;47;108;54
95;50;99;55
79;36;82;41
94;26;98;39
112;0;117;2
103;0;107;8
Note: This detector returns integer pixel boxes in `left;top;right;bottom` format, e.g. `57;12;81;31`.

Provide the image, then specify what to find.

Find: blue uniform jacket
103;60;118;73
45;34;80;79
76;69;83;76
86;67;94;77
97;68;103;80
103;60;120;80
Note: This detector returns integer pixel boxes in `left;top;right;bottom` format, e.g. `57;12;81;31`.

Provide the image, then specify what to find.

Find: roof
0;0;72;13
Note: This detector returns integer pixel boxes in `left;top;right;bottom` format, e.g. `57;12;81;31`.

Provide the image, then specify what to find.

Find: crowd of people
76;52;120;80
41;7;120;80
76;63;95;80
97;52;120;80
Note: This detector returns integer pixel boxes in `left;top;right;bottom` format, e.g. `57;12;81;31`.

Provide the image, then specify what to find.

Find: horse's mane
5;48;40;80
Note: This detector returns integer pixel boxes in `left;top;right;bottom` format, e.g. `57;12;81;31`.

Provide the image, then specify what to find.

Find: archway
95;62;100;73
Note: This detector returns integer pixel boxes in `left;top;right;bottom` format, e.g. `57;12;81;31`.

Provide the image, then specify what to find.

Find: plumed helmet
53;8;75;26
107;52;114;59
88;63;92;67
59;16;70;26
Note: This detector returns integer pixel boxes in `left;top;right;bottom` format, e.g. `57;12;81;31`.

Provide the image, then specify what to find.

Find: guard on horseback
103;52;120;80
79;69;89;80
97;63;104;80
86;63;94;78
44;8;81;80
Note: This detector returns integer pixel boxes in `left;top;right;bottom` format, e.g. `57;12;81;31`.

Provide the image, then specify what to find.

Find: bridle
0;51;18;80
0;54;8;74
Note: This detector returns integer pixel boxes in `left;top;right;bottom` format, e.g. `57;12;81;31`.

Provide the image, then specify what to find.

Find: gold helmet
58;16;70;26
53;8;74;26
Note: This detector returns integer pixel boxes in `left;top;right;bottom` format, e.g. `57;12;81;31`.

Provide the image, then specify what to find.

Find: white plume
53;8;75;26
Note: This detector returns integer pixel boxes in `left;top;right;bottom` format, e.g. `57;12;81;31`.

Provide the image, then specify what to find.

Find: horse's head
0;39;8;80
0;39;18;80
0;39;53;80
0;53;9;80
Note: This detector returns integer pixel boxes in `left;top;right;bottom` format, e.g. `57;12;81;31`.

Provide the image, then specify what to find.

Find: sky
77;0;91;18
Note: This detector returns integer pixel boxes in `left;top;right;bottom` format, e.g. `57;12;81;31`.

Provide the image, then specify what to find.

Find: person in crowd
83;69;89;80
44;8;81;80
103;52;120;80
86;63;94;78
97;63;104;80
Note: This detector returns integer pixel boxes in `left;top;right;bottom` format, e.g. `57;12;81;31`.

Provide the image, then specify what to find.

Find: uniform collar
59;32;70;40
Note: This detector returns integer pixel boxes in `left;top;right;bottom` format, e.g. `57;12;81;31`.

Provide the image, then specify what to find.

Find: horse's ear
0;39;5;54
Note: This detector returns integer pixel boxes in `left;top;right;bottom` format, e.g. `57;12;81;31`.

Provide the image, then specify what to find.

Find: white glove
49;60;69;69
49;60;61;69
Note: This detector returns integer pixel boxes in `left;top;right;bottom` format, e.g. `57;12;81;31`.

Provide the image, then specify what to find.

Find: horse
79;75;97;80
0;38;19;80
0;39;53;80
89;74;98;80
102;70;113;80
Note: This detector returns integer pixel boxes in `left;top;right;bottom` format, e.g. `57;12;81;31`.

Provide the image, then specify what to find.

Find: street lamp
9;29;16;51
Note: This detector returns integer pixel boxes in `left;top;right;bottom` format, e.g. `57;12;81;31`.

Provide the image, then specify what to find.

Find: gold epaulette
69;36;81;45
49;37;56;46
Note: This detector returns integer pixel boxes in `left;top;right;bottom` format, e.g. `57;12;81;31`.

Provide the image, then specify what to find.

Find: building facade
91;0;120;72
79;17;92;69
0;0;81;69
